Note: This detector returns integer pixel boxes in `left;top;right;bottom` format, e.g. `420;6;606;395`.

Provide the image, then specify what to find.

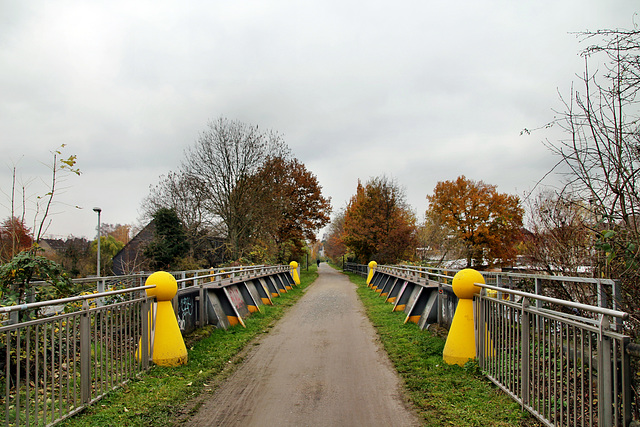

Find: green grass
60;267;318;427
344;270;537;427
61;266;536;427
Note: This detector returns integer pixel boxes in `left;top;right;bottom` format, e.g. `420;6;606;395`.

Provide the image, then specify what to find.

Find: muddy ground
183;264;421;427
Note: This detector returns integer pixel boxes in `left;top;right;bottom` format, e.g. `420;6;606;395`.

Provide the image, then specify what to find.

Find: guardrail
1;264;296;426
346;263;458;328
170;264;294;331
475;283;631;427
1;286;155;427
345;262;636;426
344;263;621;328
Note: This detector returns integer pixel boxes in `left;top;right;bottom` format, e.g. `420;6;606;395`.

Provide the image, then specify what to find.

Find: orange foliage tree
426;176;523;267
0;217;33;262
251;156;332;262
324;209;347;261
342;176;418;264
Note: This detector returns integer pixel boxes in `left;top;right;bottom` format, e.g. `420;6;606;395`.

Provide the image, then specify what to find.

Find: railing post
141;297;151;370
622;338;632;424
80;299;91;405
613;279;622;331
520;297;530;408
199;282;206;327
97;278;106;307
597;314;612;425
437;281;443;326
476;293;485;367
597;279;608;309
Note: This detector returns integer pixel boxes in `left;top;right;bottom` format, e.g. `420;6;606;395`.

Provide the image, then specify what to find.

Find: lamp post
93;207;102;278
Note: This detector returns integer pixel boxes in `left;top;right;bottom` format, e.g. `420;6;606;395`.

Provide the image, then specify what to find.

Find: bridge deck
185;263;420;426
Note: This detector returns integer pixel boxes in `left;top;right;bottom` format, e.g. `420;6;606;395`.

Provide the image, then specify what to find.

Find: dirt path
184;263;421;427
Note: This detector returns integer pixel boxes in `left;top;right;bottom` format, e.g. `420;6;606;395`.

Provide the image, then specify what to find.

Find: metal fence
475;284;631;427
343;262;368;276
0;264;293;426
344;262;635;426
1;286;154;427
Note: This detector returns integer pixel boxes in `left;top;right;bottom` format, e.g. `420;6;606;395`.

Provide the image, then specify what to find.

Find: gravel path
185;263;421;427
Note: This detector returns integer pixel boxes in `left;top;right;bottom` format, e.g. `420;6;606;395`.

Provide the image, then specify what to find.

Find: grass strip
61;266;318;427
344;270;537;427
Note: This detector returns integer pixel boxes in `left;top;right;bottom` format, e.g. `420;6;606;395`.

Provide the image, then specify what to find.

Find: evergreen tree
144;208;189;270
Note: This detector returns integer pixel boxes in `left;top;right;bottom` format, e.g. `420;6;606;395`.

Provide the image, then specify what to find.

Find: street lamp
93;207;101;278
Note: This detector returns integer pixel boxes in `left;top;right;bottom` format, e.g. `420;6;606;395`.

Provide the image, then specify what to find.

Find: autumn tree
101;223;131;246
32;145;81;243
249;156;331;262
416;212;464;265
325;209;347;262
342;176;418;264
181;117;288;260
0;217;33;262
0;250;73;315
52;237;92;278
141;170;212;258
142;117;333;265
523;190;594;275
537;25;640;333
0;146;79;309
426;176;523;267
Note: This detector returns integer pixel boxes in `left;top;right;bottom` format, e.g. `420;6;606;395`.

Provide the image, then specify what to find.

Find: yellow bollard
442;268;485;366
290;261;300;285
366;261;377;288
146;271;188;366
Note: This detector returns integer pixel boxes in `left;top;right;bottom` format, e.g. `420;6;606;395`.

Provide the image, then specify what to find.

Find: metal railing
343;262;368;276
0;264;294;426
173;265;288;288
1;286;154;427
345;262;635;426
474;284;631;427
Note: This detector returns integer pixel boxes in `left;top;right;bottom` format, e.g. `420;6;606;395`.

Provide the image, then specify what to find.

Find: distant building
39;237;91;277
112;221;228;275
112;221;156;275
39;238;68;256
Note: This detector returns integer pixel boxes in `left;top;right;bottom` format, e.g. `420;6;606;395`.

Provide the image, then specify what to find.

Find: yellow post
146;271;188;366
290;261;300;285
366;261;377;288
442;268;485;366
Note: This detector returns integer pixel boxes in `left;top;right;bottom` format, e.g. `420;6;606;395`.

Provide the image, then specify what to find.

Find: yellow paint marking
405;315;421;324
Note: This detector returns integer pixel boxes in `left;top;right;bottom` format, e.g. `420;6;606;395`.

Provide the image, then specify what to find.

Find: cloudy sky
1;1;638;240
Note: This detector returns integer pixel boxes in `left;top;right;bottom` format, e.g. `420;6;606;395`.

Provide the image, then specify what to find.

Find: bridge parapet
0;264;295;427
345;262;634;426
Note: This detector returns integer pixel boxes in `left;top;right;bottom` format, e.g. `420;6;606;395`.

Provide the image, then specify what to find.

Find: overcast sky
1;1;638;240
